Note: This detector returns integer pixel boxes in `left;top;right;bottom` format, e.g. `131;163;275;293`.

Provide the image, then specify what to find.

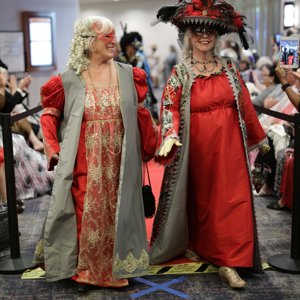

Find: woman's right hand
158;138;182;157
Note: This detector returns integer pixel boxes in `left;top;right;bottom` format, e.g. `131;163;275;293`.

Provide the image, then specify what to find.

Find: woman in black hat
150;0;269;289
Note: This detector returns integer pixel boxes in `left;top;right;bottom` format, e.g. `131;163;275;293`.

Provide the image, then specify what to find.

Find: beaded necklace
87;62;113;106
191;57;218;73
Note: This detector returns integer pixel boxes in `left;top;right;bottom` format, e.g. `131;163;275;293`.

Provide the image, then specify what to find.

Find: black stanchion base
0;253;36;274
268;254;300;274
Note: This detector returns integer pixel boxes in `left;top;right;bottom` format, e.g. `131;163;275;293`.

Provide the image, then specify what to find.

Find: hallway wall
80;0;282;64
80;0;182;69
0;0;79;107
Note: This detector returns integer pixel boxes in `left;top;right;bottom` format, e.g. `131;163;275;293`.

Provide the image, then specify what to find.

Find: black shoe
16;199;24;206
267;201;289;211
17;205;25;214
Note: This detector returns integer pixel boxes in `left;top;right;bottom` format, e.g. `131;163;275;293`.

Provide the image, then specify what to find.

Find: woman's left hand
275;61;287;84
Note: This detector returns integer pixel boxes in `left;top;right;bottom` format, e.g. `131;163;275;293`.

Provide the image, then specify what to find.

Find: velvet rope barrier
0;106;42;274
253;105;300;273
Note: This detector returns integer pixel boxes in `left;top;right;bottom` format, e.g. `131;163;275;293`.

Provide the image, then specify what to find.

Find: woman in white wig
34;16;150;292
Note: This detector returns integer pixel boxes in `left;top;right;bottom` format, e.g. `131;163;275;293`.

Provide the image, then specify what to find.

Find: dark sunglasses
192;28;216;36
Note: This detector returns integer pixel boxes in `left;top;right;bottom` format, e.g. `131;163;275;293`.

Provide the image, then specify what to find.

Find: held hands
158;138;182;157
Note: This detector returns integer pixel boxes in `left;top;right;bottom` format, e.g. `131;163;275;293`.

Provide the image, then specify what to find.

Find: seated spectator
11;114;44;152
251;56;273;92
0;133;54;205
268;148;293;210
252;65;282;108
0;64;43;151
0;65;31;113
258;71;298;132
0;147;25;213
266;60;300;210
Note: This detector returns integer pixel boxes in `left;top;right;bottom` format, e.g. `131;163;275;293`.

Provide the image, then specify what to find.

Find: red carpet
144;160;204;266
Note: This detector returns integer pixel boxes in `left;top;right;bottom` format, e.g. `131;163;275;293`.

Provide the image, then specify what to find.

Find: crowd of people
0;59;53;214
1;0;300;294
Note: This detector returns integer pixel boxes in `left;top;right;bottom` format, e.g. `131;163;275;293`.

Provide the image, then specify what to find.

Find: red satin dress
0;148;3;165
41;67;147;287
280;152;294;209
159;68;265;268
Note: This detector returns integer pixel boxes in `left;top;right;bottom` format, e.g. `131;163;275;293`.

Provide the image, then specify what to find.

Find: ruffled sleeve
133;67;148;103
40;75;65;170
238;71;267;149
0;147;4;166
155;67;183;165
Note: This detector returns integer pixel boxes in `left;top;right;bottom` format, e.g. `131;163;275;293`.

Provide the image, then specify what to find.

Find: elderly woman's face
190;28;217;54
90;32;116;61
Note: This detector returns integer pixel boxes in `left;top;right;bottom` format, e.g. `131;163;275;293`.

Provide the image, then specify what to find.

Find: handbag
142;163;156;219
137;105;157;162
0;207;10;250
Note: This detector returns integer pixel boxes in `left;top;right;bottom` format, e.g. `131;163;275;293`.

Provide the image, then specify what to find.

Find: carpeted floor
0;186;300;299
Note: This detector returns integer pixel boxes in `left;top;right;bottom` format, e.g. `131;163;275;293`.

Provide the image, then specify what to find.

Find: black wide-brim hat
154;0;250;49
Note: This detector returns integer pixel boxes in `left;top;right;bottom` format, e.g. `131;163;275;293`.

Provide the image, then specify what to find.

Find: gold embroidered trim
113;250;149;274
33;239;45;264
43;107;61;118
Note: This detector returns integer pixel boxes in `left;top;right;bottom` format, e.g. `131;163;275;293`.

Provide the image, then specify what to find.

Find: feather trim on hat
152;0;251;49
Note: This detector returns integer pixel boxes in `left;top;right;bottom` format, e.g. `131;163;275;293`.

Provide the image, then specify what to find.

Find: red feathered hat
155;0;250;49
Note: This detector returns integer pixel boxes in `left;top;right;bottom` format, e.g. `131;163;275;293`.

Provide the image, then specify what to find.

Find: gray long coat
41;62;149;281
150;59;264;273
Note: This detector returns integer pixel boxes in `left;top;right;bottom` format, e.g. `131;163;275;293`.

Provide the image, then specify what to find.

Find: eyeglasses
192;28;216;37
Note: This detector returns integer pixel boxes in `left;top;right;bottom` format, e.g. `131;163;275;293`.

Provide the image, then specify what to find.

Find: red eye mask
97;32;116;44
91;23;115;44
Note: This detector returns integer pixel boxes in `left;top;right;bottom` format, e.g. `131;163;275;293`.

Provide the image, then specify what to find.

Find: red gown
0;148;3;165
159;67;265;268
41;67;147;287
280;150;294;209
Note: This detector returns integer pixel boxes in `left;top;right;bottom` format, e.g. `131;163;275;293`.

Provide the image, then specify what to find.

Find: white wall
80;0;282;60
80;0;182;66
0;0;79;107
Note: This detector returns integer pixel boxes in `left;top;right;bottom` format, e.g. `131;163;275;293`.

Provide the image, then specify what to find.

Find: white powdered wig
67;16;115;74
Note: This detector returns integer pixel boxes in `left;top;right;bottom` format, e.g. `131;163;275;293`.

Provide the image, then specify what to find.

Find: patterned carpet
0;193;300;299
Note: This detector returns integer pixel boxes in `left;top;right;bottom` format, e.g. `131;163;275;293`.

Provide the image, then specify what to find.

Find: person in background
150;0;269;289
163;45;178;83
0;63;31;114
117;30;159;122
220;39;239;62
265;62;300;210
0;67;44;151
148;44;160;88
34;16;149;292
252;65;282;108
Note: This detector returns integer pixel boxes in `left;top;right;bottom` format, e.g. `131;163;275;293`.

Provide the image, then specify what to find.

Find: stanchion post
1;113;20;258
291;113;300;259
0;113;36;274
268;113;300;273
